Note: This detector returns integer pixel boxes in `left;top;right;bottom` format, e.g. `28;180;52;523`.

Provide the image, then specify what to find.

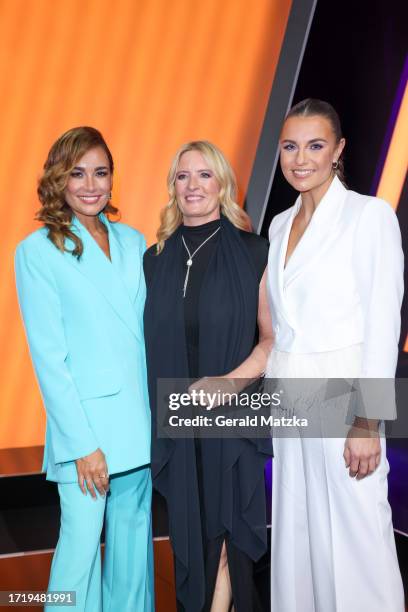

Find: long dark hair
286;98;346;185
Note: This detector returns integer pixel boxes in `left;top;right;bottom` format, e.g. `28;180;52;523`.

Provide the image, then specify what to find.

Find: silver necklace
182;227;220;297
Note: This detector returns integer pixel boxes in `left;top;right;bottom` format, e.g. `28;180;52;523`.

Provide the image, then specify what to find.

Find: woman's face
175;150;221;226
64;146;112;218
279;115;345;198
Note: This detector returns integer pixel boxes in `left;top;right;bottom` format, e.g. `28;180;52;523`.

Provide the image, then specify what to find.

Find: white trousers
267;346;405;612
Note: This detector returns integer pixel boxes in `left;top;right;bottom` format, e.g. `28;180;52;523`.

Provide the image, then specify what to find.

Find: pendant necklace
182;227;220;297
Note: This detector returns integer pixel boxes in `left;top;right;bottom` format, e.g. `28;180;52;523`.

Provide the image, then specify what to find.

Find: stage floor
0;446;406;610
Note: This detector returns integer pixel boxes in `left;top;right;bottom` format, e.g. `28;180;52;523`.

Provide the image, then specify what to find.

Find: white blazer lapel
284;176;347;288
268;204;298;328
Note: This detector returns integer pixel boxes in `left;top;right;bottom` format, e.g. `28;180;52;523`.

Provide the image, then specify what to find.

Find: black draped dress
144;217;271;611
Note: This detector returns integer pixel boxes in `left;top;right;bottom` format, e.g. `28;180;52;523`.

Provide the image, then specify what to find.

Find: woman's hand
343;419;381;479
188;376;241;410
75;448;109;498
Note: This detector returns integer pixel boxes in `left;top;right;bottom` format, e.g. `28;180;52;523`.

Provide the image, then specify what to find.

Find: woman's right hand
343;421;381;480
75;448;109;498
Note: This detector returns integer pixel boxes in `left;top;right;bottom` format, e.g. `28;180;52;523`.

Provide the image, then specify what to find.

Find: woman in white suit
15;127;153;611
267;99;405;611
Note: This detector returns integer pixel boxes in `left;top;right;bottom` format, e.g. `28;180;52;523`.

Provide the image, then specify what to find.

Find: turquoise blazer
15;215;151;483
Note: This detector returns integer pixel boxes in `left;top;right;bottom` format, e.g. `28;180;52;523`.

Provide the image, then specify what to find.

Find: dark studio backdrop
259;0;408;536
262;0;407;222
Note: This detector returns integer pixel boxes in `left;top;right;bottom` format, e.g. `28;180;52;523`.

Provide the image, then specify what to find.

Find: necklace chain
182;227;220;297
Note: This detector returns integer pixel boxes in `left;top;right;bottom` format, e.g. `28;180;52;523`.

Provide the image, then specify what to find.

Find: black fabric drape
144;216;272;611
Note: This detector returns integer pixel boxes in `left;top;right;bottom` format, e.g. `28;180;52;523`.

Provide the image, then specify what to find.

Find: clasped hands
75;448;109;498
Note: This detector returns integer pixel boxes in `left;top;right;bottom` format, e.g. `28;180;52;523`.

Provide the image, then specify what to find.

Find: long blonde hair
156;140;251;253
37;126;119;258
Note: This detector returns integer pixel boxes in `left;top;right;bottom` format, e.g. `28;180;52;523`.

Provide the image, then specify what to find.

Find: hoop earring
332;160;339;170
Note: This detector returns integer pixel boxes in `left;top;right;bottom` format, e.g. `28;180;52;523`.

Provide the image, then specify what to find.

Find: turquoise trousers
46;466;154;611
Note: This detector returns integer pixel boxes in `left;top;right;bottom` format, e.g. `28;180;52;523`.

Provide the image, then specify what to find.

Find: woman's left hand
188;376;240;410
343;421;381;479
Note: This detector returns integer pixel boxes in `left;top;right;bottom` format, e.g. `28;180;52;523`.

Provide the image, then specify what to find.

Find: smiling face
64;146;113;220
279;115;345;201
174;150;221;226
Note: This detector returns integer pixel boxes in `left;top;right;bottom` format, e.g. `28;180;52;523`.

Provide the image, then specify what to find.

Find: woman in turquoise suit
15;126;154;611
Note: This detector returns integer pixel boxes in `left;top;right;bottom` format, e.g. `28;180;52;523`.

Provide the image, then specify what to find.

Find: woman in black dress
144;140;273;611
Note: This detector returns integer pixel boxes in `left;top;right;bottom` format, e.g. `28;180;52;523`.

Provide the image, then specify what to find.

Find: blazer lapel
65;215;142;341
280;198;301;281
268;205;298;328
283;176;347;288
108;220;142;305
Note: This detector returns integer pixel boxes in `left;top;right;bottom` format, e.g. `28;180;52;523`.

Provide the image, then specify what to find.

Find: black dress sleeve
238;231;269;283
143;244;158;287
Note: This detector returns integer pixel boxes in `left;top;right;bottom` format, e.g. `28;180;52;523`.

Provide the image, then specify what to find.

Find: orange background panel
377;79;408;210
0;0;292;449
374;78;408;350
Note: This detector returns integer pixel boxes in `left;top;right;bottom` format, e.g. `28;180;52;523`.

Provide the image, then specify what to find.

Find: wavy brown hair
36;126;119;258
156;140;252;253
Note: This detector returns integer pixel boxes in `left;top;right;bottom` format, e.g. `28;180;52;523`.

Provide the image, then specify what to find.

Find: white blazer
267;176;404;379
